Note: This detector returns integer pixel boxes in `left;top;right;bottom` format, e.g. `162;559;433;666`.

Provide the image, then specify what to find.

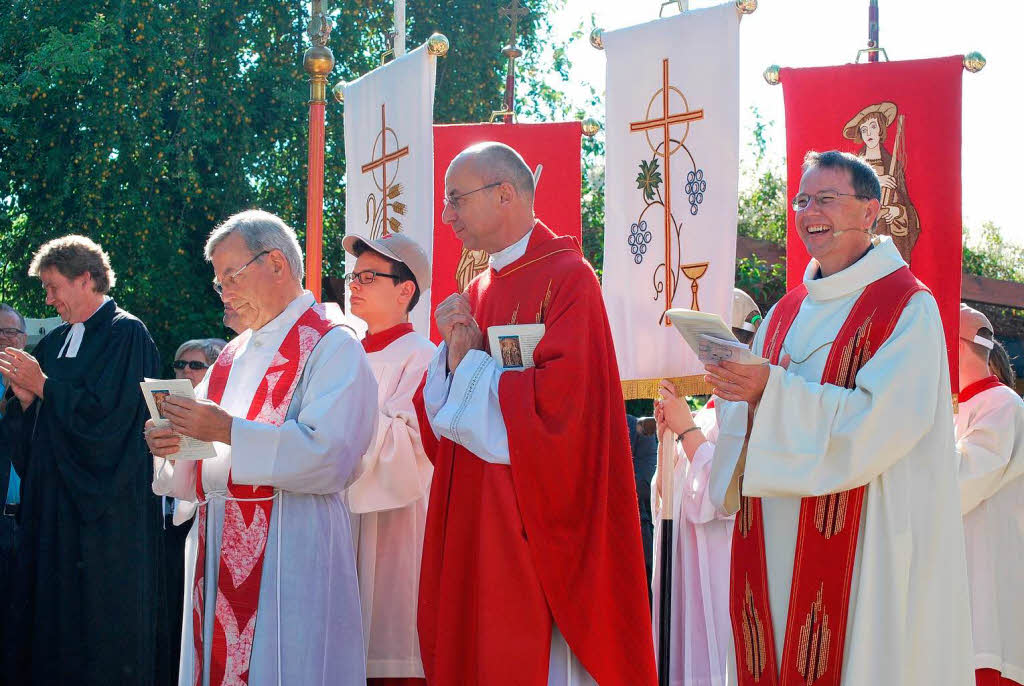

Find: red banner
430;122;583;343
781;56;963;389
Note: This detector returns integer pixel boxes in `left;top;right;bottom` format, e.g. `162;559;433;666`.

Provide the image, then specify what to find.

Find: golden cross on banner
360;104;410;236
629;58;704;324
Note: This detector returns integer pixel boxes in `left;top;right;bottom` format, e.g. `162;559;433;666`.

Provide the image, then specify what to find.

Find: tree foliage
963;221;1024;283
0;0;557;366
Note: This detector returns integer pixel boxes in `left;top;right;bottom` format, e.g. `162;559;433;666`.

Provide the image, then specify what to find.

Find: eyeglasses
212;250;269;295
173;360;210;371
442;182;502;210
345;270;402;286
792;191;872;212
0;328;25;337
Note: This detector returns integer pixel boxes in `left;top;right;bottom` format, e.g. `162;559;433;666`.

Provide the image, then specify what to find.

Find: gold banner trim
621;375;712;400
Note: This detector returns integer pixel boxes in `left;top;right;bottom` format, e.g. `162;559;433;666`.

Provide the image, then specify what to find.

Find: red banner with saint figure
430;122;583;343
780;55;963;390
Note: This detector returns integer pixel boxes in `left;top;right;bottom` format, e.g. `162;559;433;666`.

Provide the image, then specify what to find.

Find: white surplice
709;237;975;686
345;329;435;678
420;228;597;686
652;404;733;686
152;292;378;686
955;382;1024;683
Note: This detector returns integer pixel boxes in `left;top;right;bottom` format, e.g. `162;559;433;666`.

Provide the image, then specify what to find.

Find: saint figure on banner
843;101;921;264
455;248;490;292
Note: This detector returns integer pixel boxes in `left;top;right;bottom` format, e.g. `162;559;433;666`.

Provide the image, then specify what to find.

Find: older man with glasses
706;150;973;685
413;142;656;685
148;209;377;686
0;303;27;622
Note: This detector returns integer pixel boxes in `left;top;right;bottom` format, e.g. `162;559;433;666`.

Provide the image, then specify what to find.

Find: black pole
868;0;880;62
658;519;673;686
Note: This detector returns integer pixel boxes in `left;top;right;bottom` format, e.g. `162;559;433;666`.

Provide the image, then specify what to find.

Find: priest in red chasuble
413;142;657;686
706;151;974;686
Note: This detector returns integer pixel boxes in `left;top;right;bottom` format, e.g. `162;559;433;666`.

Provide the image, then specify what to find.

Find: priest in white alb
147;210;378;686
955;304;1024;686
707;151;974;686
343;232;436;685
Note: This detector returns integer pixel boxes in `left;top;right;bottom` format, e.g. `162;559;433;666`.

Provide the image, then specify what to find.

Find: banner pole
868;0;879;63
303;0;334;301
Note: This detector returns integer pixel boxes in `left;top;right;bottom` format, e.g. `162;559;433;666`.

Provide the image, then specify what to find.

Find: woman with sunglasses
172;338;226;388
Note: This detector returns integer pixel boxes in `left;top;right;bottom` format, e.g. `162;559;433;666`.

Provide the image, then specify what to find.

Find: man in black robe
0;235;164;685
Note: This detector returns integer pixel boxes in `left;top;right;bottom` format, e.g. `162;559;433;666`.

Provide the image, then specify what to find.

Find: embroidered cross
361;104;410;237
630;58;704;323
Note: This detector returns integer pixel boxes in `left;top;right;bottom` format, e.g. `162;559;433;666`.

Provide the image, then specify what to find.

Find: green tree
962;221;1024;282
0;0;560;366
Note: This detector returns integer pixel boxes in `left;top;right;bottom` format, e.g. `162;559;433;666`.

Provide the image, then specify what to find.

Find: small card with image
487;324;545;371
140;378;217;460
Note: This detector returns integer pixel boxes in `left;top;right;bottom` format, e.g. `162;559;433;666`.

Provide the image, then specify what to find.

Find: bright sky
545;0;1022;246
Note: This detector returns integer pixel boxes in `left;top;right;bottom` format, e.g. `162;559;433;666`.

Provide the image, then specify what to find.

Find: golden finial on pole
303;0;335;103
581;118;601;137
589;27;604;50
963;51;987;73
736;0;757;14
331;81;345;104
763;64;781;86
427;32;450;57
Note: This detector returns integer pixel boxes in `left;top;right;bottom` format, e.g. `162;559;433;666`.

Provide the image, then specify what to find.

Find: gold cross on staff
361;104;410;236
499;0;529;45
629;58;704;324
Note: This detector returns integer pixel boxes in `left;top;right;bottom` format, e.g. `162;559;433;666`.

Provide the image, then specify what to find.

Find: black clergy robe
0;299;165;685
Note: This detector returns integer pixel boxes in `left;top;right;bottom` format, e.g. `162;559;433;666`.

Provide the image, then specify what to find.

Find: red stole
959;375;1003;404
730;266;925;686
191;303;337;686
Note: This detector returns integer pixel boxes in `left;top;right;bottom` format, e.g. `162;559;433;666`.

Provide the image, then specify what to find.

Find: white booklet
665;309;767;366
487;324;545;371
140;378;217;460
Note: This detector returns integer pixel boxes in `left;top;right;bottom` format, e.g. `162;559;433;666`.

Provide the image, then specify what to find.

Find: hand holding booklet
665;309;767;367
140;378;216;460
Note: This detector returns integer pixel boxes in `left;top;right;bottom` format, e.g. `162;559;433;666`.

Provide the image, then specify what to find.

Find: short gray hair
802;150;881;202
457;142;535;200
0;303;26;332
174;338;227;365
204;210;305;281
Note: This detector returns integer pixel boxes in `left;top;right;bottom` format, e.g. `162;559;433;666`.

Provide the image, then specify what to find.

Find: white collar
245;290;315;349
802;236;907;302
58;296;111;359
489;229;534;273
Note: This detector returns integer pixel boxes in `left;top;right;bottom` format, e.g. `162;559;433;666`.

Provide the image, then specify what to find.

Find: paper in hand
666;309;767;366
140;378;216;460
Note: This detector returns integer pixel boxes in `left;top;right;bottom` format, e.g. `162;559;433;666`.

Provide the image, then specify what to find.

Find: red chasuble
414;223;657;686
730;267;925;686
191;304;338;686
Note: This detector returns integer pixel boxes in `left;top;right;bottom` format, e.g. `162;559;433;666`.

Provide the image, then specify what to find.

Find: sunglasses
173;360;210;371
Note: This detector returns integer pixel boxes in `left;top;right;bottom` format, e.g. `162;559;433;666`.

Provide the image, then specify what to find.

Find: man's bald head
442;141;538;254
451;142;535;202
